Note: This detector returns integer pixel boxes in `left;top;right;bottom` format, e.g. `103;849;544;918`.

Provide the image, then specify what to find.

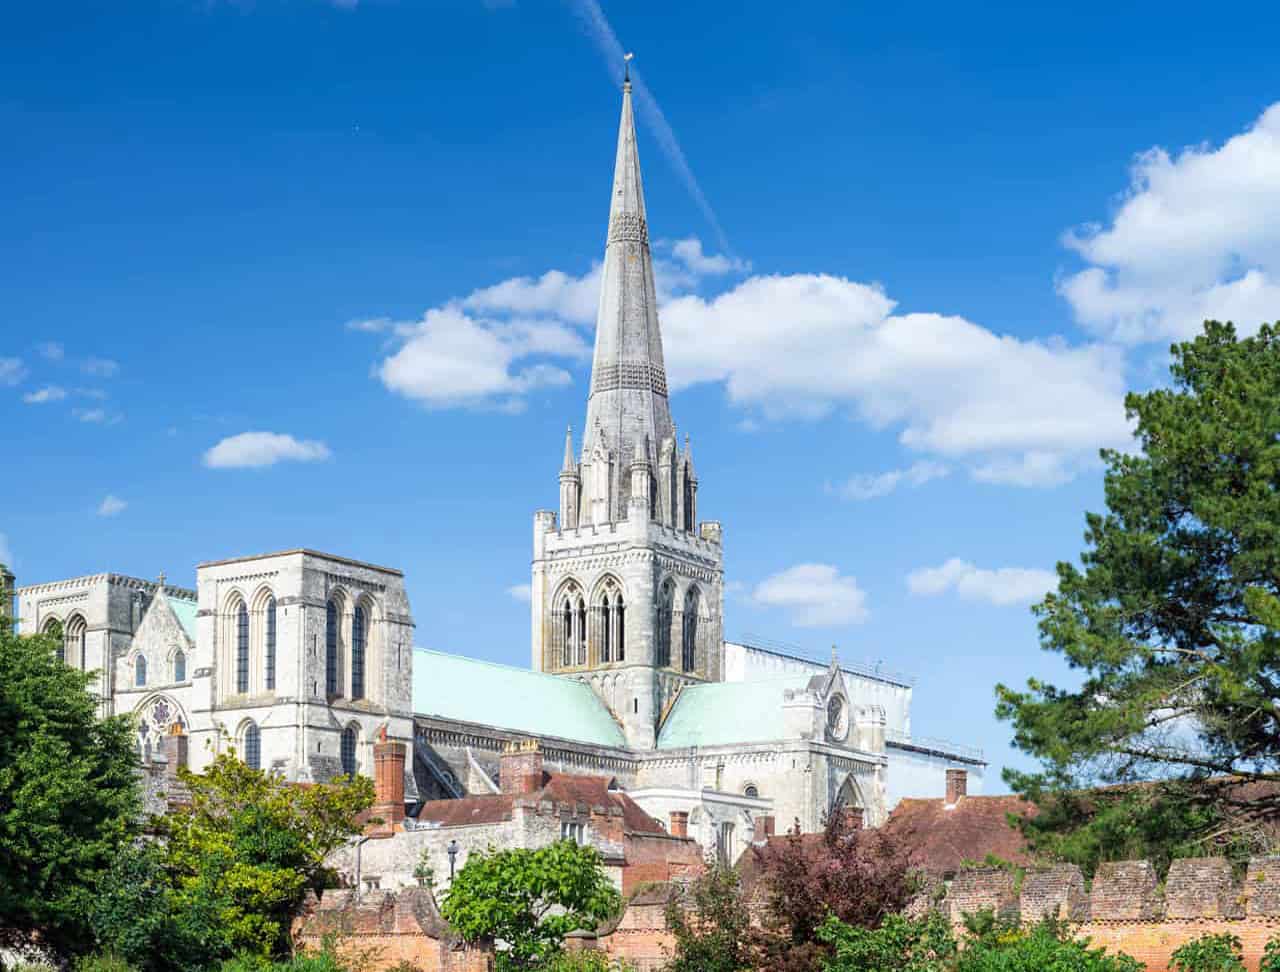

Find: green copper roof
657;675;814;750
412;650;627;748
168;596;198;642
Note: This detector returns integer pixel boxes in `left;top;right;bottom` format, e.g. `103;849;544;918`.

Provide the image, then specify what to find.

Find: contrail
566;0;732;256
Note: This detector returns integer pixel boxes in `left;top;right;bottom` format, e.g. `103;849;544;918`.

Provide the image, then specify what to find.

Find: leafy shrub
1169;933;1246;972
71;955;139;972
955;921;1141;972
818;912;957;972
1261;937;1280;972
538;952;635;971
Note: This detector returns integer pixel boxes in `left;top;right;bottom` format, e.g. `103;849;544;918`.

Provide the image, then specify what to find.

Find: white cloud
507;583;532;603
906;557;1057;606
374;306;582;411
74;407;107;423
668;237;749;277
752;563;869;627
0;532;12;568
356;238;1130;482
1060;102;1280;344
828;460;950;501
97;495;127;517
660;274;1132;481
464;267;602;327
22;385;67;404
37;342;64;361
345;317;393;333
0;358;27;386
82;357;119;378
203;432;332;469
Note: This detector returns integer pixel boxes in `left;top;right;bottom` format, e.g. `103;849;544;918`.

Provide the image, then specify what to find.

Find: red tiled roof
411;772;667;835
415;794;516;827
884;795;1036;877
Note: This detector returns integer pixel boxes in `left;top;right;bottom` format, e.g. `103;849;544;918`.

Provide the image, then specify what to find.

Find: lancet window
64;614;87;669
340;725;358;778
264;596;277;691
351;605;367;701
244;722;261;770
135;654;147;687
173;649;186;683
554;582;587;669
325;599;340;697
681;587;700;673
656;580;674;668
235;600;250;693
593;578;626;663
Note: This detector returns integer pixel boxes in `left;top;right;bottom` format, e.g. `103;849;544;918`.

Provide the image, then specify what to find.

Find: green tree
998;321;1280;859
160;751;374;962
662;862;754;972
0;620;140;955
440;841;621;969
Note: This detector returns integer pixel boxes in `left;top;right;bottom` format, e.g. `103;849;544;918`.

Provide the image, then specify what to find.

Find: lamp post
447;839;460;881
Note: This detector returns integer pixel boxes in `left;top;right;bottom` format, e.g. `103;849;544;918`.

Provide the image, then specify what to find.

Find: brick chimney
370;729;406;835
161;725;189;780
669;811;689;838
500;739;544;795
840;806;865;831
753;815;775;842
945;768;968;805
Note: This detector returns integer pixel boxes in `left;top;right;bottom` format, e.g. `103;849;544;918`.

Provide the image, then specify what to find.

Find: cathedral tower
531;76;725;750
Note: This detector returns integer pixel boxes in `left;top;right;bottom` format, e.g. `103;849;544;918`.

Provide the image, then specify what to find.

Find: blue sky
4;0;1280;791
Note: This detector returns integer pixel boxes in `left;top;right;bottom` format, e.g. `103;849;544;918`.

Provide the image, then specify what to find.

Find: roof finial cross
157;571;166;589
623;51;634;85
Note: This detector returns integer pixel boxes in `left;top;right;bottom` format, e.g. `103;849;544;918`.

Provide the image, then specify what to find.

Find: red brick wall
1078;918;1280;972
622;833;704;896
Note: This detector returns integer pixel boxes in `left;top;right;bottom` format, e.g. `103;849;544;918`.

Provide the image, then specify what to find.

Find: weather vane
624;51;634;83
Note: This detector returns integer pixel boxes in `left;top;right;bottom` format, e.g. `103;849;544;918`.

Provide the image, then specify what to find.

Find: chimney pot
946;768;968;805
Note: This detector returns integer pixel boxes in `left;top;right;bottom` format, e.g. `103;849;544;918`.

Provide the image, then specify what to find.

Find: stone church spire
579;76;675;524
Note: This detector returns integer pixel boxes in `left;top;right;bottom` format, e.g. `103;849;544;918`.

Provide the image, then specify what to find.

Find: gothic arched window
63;615;87;670
616;599;625;662
325;600;340;697
264;596;277;691
236;601;250;693
244;722;261;770
601;595;612;663
682;588;700;673
174;650;186;683
340;725;358;778
576;597;587;666
561;598;574;668
351;605;366;701
135;654;147;687
595;579;624;664
44;618;65;664
656;581;674;668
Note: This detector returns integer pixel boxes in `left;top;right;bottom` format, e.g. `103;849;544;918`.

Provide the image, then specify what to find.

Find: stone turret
629;438;652;521
559;426;580;530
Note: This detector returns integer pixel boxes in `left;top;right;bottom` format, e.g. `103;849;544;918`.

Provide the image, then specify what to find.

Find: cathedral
11;78;983;869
